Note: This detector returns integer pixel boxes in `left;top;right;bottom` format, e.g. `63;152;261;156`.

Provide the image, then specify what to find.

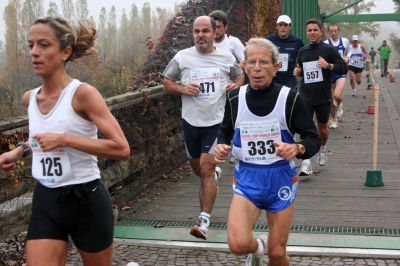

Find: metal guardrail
0;85;166;132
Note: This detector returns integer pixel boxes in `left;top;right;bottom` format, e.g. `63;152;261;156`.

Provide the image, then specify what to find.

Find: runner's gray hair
244;38;279;64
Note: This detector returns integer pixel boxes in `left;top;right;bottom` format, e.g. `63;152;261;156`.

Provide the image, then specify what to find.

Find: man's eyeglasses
246;59;273;68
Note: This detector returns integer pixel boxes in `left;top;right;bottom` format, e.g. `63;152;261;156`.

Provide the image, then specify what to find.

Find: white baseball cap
277;15;291;24
352;35;359;41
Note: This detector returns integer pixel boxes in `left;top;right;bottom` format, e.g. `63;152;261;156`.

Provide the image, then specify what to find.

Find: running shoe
352;89;357;96
317;150;328;166
328;119;338;129
215;166;221;194
215;166;221;183
190;216;209;240
246;235;268;266
299;160;312;176
336;103;344;118
228;153;237;164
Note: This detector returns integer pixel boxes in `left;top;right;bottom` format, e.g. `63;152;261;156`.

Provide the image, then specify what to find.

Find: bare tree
47;1;60;17
76;0;88;24
61;0;75;26
107;6;117;60
98;7;108;59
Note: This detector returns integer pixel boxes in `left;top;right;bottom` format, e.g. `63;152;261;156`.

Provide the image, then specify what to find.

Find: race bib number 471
191;68;221;98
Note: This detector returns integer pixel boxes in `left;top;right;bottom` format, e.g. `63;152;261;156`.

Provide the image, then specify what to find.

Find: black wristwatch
327;63;332;71
16;142;30;158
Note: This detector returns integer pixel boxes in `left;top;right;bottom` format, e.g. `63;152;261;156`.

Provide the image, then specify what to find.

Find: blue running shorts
232;160;298;212
331;73;347;83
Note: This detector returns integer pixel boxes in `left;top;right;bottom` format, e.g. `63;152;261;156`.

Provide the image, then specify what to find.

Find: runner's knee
268;245;288;265
228;237;253;255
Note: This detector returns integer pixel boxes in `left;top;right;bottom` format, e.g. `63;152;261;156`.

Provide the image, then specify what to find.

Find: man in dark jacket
293;18;347;175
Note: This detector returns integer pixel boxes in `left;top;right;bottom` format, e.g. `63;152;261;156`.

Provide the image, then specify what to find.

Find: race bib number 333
240;119;282;162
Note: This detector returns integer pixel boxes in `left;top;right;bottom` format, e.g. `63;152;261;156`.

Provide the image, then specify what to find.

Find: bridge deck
118;69;400;236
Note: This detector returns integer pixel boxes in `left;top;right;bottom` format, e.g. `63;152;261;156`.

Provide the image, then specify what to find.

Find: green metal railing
281;0;321;44
117;219;400;236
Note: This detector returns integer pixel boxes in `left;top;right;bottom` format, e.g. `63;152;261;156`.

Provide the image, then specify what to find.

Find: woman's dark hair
32;16;97;63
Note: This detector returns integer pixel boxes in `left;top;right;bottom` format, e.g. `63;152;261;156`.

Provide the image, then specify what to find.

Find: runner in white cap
348;35;368;96
266;15;304;90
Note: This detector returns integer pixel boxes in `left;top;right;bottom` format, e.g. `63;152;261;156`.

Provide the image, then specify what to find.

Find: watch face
298;144;305;153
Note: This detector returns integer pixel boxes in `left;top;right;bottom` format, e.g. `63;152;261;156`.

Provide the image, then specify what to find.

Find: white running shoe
190;216;209;240
328;119;338;129
215;167;221;194
228;153;237;164
215;166;221;183
299;160;313;176
336;103;344;118
246;235;267;266
317;150;328;166
352;89;357;96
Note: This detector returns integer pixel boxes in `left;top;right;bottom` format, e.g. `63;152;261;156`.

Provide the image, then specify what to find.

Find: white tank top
349;44;364;68
28;79;101;187
231;85;295;165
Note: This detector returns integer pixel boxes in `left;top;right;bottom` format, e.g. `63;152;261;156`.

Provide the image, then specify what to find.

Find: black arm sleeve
217;89;239;145
286;90;321;159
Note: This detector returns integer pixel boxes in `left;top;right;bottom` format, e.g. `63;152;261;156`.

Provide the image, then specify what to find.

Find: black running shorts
26;179;114;253
181;118;219;159
302;100;331;124
348;65;364;74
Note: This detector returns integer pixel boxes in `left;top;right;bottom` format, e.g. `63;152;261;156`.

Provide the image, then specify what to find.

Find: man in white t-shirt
163;15;244;240
209;10;245;69
209;10;245;164
324;23;351;129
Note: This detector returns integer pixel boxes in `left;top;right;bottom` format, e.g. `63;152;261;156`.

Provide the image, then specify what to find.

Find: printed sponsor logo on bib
30;133;73;185
278;53;289;72
240;119;281;162
350;55;363;68
190;68;221;98
303;61;323;84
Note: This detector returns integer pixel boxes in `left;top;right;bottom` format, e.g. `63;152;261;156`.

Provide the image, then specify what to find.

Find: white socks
253;238;264;258
200;212;210;220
